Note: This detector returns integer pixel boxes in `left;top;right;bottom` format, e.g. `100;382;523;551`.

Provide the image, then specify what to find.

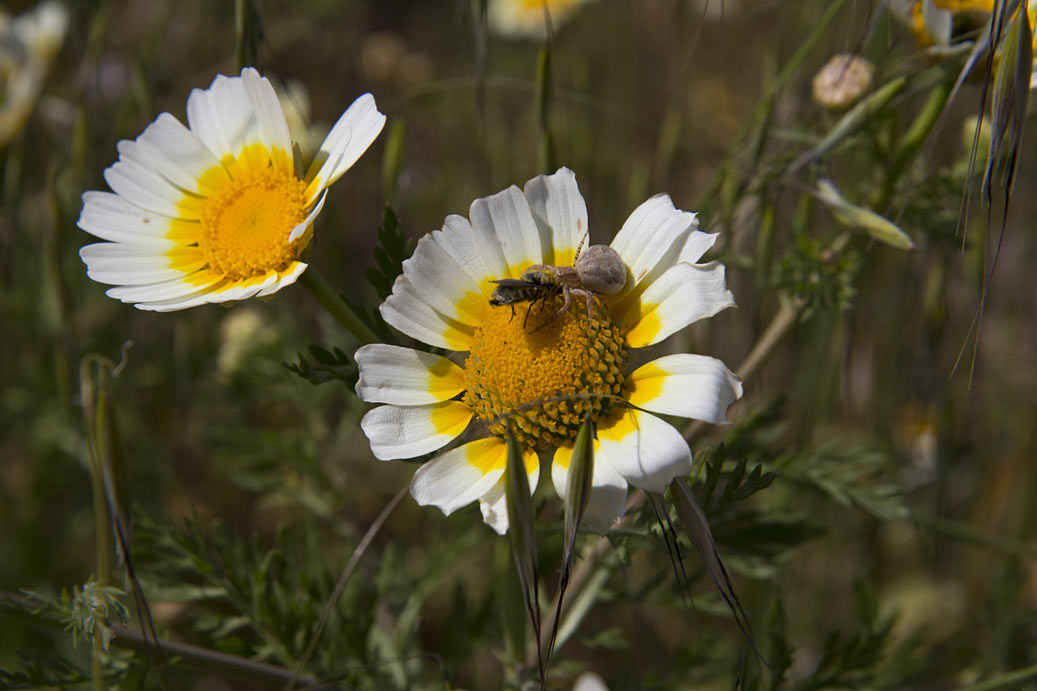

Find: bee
489;238;627;330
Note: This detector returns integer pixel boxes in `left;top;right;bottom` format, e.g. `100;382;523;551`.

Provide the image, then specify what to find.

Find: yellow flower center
464;295;628;451
199;162;308;281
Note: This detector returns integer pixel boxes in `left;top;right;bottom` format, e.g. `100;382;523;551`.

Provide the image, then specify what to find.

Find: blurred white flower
217;307;277;377
812;54;875;109
488;0;592;39
360;33;432;88
689;0;746;21
272;78;326;163
573;672;610;691
0;1;68;147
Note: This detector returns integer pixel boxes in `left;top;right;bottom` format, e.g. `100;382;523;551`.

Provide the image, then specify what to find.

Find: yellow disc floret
464;296;628;451
198;155;308;281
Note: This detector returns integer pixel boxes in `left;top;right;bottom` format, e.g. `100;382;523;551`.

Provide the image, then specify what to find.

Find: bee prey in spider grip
488;242;627;331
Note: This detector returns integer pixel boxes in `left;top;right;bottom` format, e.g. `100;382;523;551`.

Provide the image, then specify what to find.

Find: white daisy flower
78;67;385;311
488;0;592;39
0;1;69;147
355;167;742;535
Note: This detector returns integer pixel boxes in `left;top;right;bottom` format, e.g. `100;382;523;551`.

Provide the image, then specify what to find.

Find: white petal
201;272;279;303
597;409;692;493
287;189;327;243
400;230;490;325
523;166;587;266
410;437;509;515
469;185;543;277
102;158;185;218
679;230;720;265
620;261;735;348
551;441;629;533
610;194;698;290
136;285;229;311
80;243;196;285
627;354;743;424
355;344;466;405
256;261;307;297
380;275;475;351
361;401;473;460
241;67;292;165
479;450;540;535
106;275;219;303
78;191;180;248
119;113;225;194
306;93;386;196
432;214;496;288
186;72;259;161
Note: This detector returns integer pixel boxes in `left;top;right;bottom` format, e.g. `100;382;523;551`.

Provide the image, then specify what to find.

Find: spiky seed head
574;245;626;295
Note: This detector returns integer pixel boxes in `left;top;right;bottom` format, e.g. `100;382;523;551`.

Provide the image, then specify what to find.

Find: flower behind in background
355;167;742;534
812;54;875;109
907;0;1037;87
78;68;385;311
488;0;591;39
0;1;68;148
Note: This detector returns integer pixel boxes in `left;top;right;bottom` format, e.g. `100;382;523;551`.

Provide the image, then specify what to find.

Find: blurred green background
2;0;1036;688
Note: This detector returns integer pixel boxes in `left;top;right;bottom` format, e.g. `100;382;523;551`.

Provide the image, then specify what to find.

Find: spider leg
572;289;594;321
531;286;571;333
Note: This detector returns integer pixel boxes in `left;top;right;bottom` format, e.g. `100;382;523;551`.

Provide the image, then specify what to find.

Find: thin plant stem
285;484;410;690
954;664;1037;691
0;590;325;690
695;0;851;209
682;293;805;441
530;492;646;666
913;512;1037;559
82;360;111;691
298;266;379;345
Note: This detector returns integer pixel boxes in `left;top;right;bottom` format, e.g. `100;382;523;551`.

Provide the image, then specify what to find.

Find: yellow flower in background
488;0;592;38
78;68;385;311
910;0;995;47
909;0;1037;87
0;1;68;148
355;168;742;534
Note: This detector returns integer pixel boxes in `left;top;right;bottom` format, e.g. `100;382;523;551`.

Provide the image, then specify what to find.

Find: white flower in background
488;0;592;39
356;167;742;534
217;306;277;377
78;67;385;311
0;1;68;148
272;78;325;164
572;672;610;691
812;54;875;109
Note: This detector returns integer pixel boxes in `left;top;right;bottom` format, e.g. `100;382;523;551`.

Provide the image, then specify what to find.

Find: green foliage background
2;0;1036;688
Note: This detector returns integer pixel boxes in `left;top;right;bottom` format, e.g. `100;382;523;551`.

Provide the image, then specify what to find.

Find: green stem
287;484;409;689
0;590;327;689
695;0;851;209
880;82;952;208
298;267;379;345
954;664;1037;691
84;364;112;691
913;512;1037;558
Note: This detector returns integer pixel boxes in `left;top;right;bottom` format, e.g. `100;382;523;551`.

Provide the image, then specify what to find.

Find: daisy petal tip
480;499;509;535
